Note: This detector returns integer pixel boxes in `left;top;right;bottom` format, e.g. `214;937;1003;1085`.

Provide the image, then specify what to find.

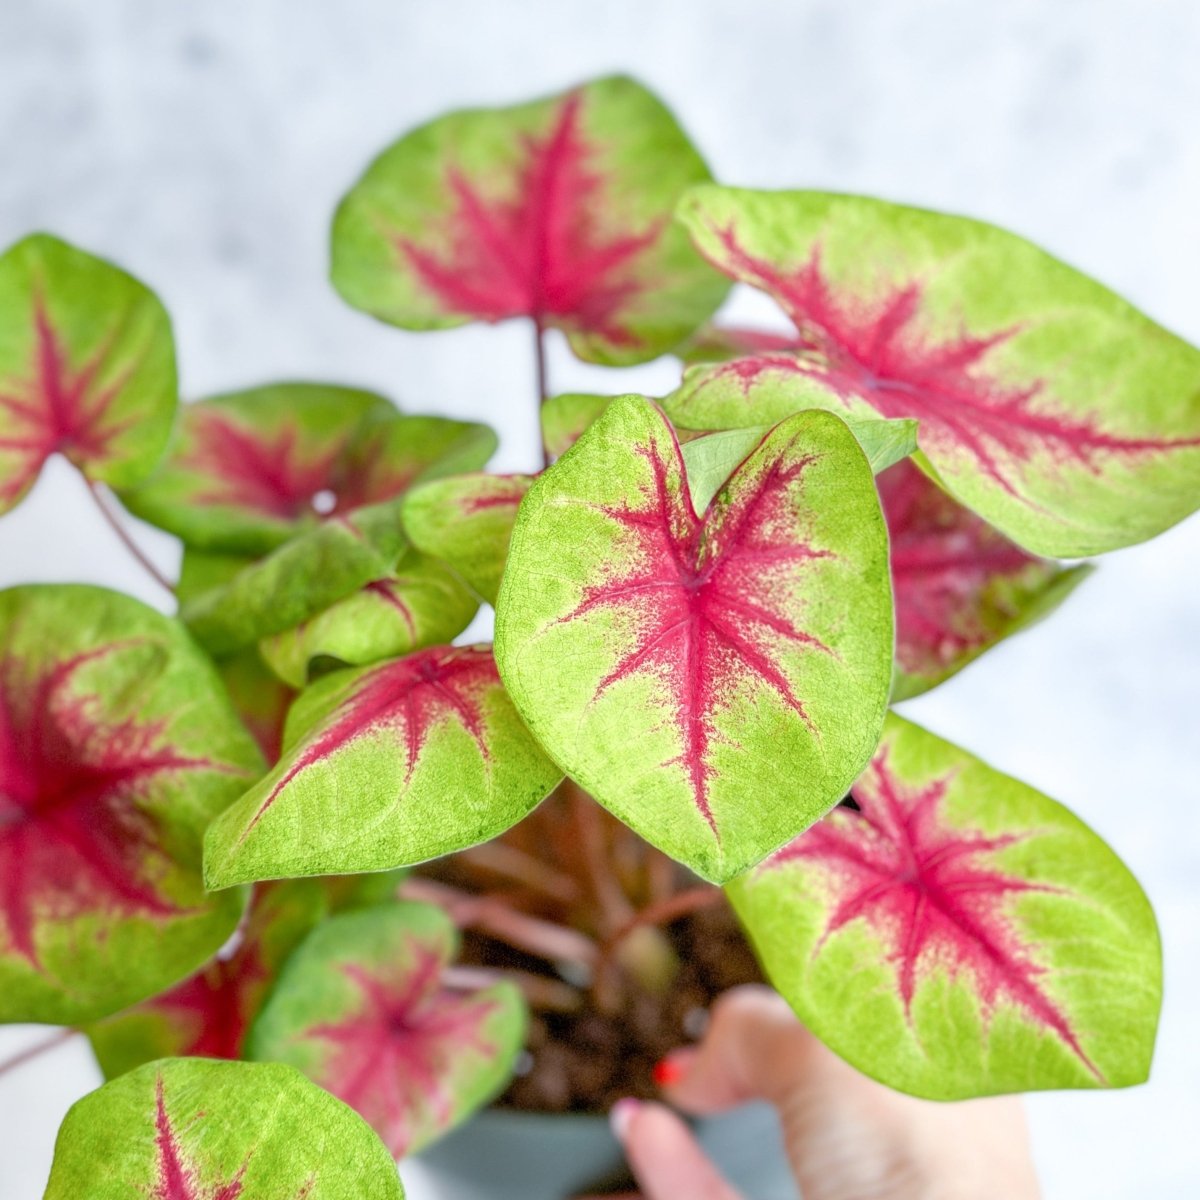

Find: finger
611;1099;742;1200
657;984;814;1115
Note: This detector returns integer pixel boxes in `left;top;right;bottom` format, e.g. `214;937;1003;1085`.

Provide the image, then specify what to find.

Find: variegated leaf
0;585;262;1024
181;500;411;656
673;187;1200;556
883;460;1090;698
44;1057;404;1199
729;713;1162;1098
204;645;562;888
248;902;525;1158
87;880;327;1078
259;549;478;688
402;473;534;605
332;76;728;365
0;233;176;513
495;395;893;883
122;382;495;554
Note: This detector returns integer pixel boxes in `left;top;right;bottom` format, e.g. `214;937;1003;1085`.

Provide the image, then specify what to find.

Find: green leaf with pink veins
0;584;263;1025
729;713;1161;1099
248;901;526;1158
0;233;176;514
181;499;413;656
121;381;496;555
670;186;1200;557
258;546;479;687
203;644;562;889
402;473;535;605
494;395;894;884
44;1057;404;1199
331;75;729;365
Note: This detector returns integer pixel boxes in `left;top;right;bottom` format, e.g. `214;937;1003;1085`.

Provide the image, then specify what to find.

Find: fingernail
652;1049;693;1088
609;1097;640;1141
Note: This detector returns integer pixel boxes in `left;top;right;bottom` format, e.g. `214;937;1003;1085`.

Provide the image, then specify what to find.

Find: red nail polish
652;1053;687;1087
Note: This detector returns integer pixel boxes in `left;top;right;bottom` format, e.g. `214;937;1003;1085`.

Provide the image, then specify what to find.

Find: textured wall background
1;1;1198;1196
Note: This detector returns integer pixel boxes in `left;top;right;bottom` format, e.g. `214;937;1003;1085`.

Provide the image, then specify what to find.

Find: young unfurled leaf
44;1057;404;1200
0;585;262;1024
249;902;525;1157
331;76;728;364
0;233;176;514
87;881;327;1079
259;550;479;687
679;417;916;515
495;396;893;883
204;645;562;888
728;713;1162;1098
674;187;1200;556
181;500;411;656
540;393;613;459
122;382;495;554
883;460;1090;698
402;473;534;605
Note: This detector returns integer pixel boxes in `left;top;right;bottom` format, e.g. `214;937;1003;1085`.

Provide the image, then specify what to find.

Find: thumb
657;984;816;1116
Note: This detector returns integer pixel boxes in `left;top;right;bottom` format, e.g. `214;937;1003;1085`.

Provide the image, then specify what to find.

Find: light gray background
1;1;1198;1196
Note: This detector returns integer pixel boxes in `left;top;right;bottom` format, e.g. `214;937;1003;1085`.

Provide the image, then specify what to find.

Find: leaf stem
534;316;551;469
85;478;175;595
0;1027;78;1079
400;877;598;969
601;885;725;961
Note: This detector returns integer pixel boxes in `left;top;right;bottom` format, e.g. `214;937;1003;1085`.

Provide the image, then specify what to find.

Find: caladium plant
1;74;1188;1198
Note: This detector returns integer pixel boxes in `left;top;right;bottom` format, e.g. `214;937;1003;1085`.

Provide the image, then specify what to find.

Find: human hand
600;985;1040;1200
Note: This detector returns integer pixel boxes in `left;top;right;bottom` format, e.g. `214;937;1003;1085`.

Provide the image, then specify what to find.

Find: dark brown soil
463;900;764;1113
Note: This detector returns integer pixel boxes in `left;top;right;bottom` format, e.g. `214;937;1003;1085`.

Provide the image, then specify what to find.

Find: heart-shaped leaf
44;1057;404;1199
204;645;562;888
87;880;327;1079
728;713;1162;1098
331;76;729;365
259;550;479;688
122;382;495;554
883;460;1091;698
0;585;263;1024
248;902;525;1158
0;233;176;514
673;187;1200;556
495;396;893;883
402;473;534;605
541;393;613;459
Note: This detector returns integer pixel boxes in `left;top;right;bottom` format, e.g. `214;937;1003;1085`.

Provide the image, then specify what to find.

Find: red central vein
182;414;348;522
771;749;1103;1079
698;232;1200;494
152;1076;246;1200
241;646;496;836
0;640;215;966
396;91;661;344
0;294;139;504
561;428;834;833
304;943;499;1157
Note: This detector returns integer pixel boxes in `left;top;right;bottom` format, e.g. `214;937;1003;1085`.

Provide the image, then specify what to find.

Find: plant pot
414;1102;799;1200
